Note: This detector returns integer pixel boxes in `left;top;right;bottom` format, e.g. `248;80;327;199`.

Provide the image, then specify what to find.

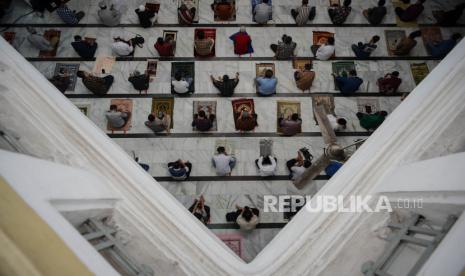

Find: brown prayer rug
385;30;406;56
152;97;174;129
277;101;301;134
410;63;429;85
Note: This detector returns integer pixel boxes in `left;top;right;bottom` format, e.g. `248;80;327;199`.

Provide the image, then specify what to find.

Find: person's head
157;37;164;44
98;1;107;9
327;37;335;45
349;69;357;77
76;70;87;78
138;5;145;12
302;0;309;5
372;35;380;43
265;69;274;78
343;0;351;7
452;33;462;41
109;104;117;111
262;156;272;165
240;26;246;33
392;71;400;77
303;160;312;168
379;111;388;117
337;118;347;126
304;63;313;71
174;71;182;81
133;70;141;76
217;146;226;154
291;113;299;121
74;35;82;42
242;207;253;222
172;161;181;170
283;35;293;44
147;114;155;122
198;110;206;118
377;0;386;6
197;30;205;40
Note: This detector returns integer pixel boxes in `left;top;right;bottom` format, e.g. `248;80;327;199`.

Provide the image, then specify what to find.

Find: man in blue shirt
56;1;85;25
332;70;363;95
255;69;277;96
71;36;97;58
427;33;462;58
168;159;192;181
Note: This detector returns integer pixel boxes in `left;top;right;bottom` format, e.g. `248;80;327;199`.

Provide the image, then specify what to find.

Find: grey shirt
254;3;272;24
106;111;128;128
27;34;53;51
98;8;122;27
212;154;234;176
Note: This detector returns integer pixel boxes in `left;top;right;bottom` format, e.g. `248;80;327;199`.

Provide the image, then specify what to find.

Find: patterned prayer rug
277;101;301;134
385;30;406;56
232;98;255;129
410;63;429;85
152;97;174;129
215;233;244;259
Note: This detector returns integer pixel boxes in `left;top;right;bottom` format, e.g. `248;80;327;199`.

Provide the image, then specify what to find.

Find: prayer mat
329;0;340;6
232;98;255;129
313;31;334;46
107;99;133;133
75;104;90;117
252;0;273;22
215;233;244;259
385;30;406;56
213;0;236;21
393;1;418;27
146;59;158;76
260;139;273;157
194;28;216;58
163;30;178;55
38;30;60;58
93;56;116;74
3;32;15;45
311;95;335;125
410;63;429;85
151;97;174;129
178;0;199;22
53;63;80;91
332;61;356;89
292;58;312;70
171;62;195;94
255;63;275;77
277;101;301;134
193;101;217;131
214;139;235;155
145;2;160;13
357;98;380;114
421;27;443;55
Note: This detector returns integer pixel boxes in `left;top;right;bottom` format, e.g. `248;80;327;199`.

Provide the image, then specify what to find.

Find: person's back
358;111;387;130
399;1;424;21
213;153;233;176
329;0;351;25
294;3;312;26
135;7;156;28
276;41;296;59
77;71;113;95
393;36;417;56
213;75;239;96
215;2;233;20
145;113;170;133
168;160;191;181
192;111;213;131
295;65;315;91
98;5;121;26
377;72;401;94
315;37;336;60
172;73;190;94
128;73;149;91
429;37;459;58
336;72;363;95
367;6;386;25
112;40;133;56
178;5;195;24
437;5;465;26
154;39;174;56
254;2;272;24
231;31;251;55
236;208;259;230
195;34;215;56
71;38;97;58
106;110;127;128
280;117;302;136
256;70;277;96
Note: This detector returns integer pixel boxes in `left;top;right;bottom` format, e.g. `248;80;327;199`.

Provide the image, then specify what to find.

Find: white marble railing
1;35;465;275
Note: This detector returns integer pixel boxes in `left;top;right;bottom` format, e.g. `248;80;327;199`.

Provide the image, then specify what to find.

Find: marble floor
2;0;464;262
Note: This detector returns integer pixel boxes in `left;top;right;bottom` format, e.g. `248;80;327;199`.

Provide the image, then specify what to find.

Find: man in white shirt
327;114;347;131
111;37;134;56
254;0;272;24
98;2;122;27
255;155;277;177
171;71;193;94
312;36;336;60
235;206;259;231
212;146;236;176
286;150;312;180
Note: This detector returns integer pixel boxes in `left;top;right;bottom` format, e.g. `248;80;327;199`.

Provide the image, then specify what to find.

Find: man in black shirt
71;36;98;58
362;0;387;25
128;71;151;94
210;72;239;96
135;5;157;28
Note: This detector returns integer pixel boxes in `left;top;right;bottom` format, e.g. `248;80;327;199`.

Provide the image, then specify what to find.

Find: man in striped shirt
291;0;316;26
270;34;296;60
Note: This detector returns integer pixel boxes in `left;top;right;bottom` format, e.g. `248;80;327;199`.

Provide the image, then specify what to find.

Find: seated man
357;111;388;131
294;63;315;91
168;159;192;181
135;5;157;28
227;205;260;231
286;150;311;180
312;36;336;60
255;69;277;96
26;27;58;51
154;37;175;57
377;71;402;94
212;146;236;176
351;35;380;59
362;0;386;25
279;113;302;136
172;71;193;95
332;70;363;95
178;4;196;25
145;111;171;134
71;36;98;58
211;73;239;96
56;1;85;25
211;0;234;20
194;30;215;57
395;0;425;22
229;27;253;56
291;0;316;26
188;196;210;225
426;33;462;59
433;4;465;26
128;71;151;94
49;71;70;93
391;30;421;56
253;0;272;24
236;109;258;131
255;155;277;177
111;37;134;56
98;2;122;26
76;70;114;96
106;104;130;129
192;110;215;131
328;0;351;25
327;114;347;131
270;34;296;60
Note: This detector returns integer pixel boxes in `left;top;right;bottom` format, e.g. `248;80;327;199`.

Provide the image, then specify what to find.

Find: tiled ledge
108;131;371;138
154;175;330;181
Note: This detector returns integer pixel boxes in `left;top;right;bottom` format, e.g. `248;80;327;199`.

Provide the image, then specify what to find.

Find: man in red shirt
178;4;196;24
154;37;174;57
211;0;234;20
377;71;402;94
229;26;253;56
